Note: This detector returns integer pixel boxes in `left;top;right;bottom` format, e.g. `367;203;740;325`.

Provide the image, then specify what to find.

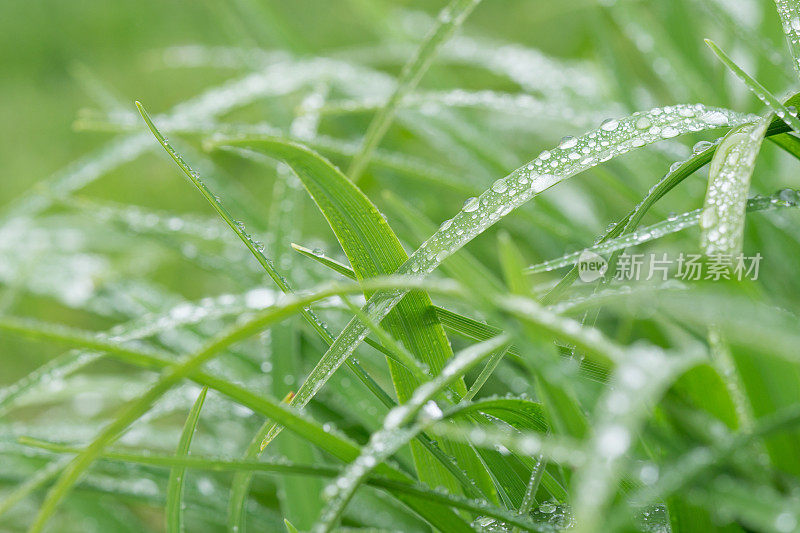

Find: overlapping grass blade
347;0;482;181
312;335;508;533
527;189;800;274
774;0;800;77
211;136;495;497
210;105;745;455
166;386;207;533
571;348;703;532
16;437;543;531
21;275;479;532
706;39;800;134
700;117;771;256
228;85;328;533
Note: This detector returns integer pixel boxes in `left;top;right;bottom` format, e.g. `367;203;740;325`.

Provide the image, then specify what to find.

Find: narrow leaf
166;386;208;533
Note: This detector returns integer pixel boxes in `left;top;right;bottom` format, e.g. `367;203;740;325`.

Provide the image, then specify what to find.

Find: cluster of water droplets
402;104;750;279
701;119;769;255
529;186;799;274
776;0;800;71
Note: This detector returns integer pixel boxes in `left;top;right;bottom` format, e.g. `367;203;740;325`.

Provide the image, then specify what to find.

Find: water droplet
491;178;508;193
635;116;651;129
559;136;578;149
600;118;619;132
661;126;680;138
692;140;713;154
778;188;800;206
462;197;479;212
700;208;718;229
538;500;557;514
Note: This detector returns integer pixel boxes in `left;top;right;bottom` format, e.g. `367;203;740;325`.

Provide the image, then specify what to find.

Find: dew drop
692;140;713;154
491;178;508;193
661;126;680;138
559;136;578;149
600;118;619;132
462;197;479;212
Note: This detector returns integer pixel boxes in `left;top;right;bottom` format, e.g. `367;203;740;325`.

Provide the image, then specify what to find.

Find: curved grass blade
448;397;548;433
19;276;481;533
312;335;509;533
527;189;800;274
166;386;208;533
228;85;328;533
774;0;800;77
213;137;494;497
136;101;399;415
347;0;482;181
571;348;704;532
700;116;772;256
290;242;530;363
705;39;800;135
211;104;745;448
17;437;543;531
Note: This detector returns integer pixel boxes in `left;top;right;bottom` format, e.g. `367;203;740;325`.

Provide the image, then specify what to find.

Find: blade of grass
774;0;800;78
229;84;328;533
527;189;800;273
700;116;772;256
20;276;467;533
166;386;208;533
16;437;542;531
312;335;509;532
212;137;496;498
135;102;400;417
705;39;800;134
209;104;744;454
347;0;482;181
571;349;704;532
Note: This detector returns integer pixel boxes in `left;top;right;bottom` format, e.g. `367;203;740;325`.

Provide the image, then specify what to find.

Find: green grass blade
166;386;208;533
701;116;771;256
208;105;746;452
463;346;510;402
774;0;800;78
312;335;509;532
346;0;482;181
283;519;299;533
21;276;465;533
17;437;542;531
571;350;703;531
211;136;495;497
705;39;800;134
292;243;357;279
135;101;399;417
527;189;800;273
228;85;328;533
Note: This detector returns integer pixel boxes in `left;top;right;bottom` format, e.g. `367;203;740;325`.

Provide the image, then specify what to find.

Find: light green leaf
774;0;800;78
347;0;482;181
166;386;208;533
700;117;771;256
